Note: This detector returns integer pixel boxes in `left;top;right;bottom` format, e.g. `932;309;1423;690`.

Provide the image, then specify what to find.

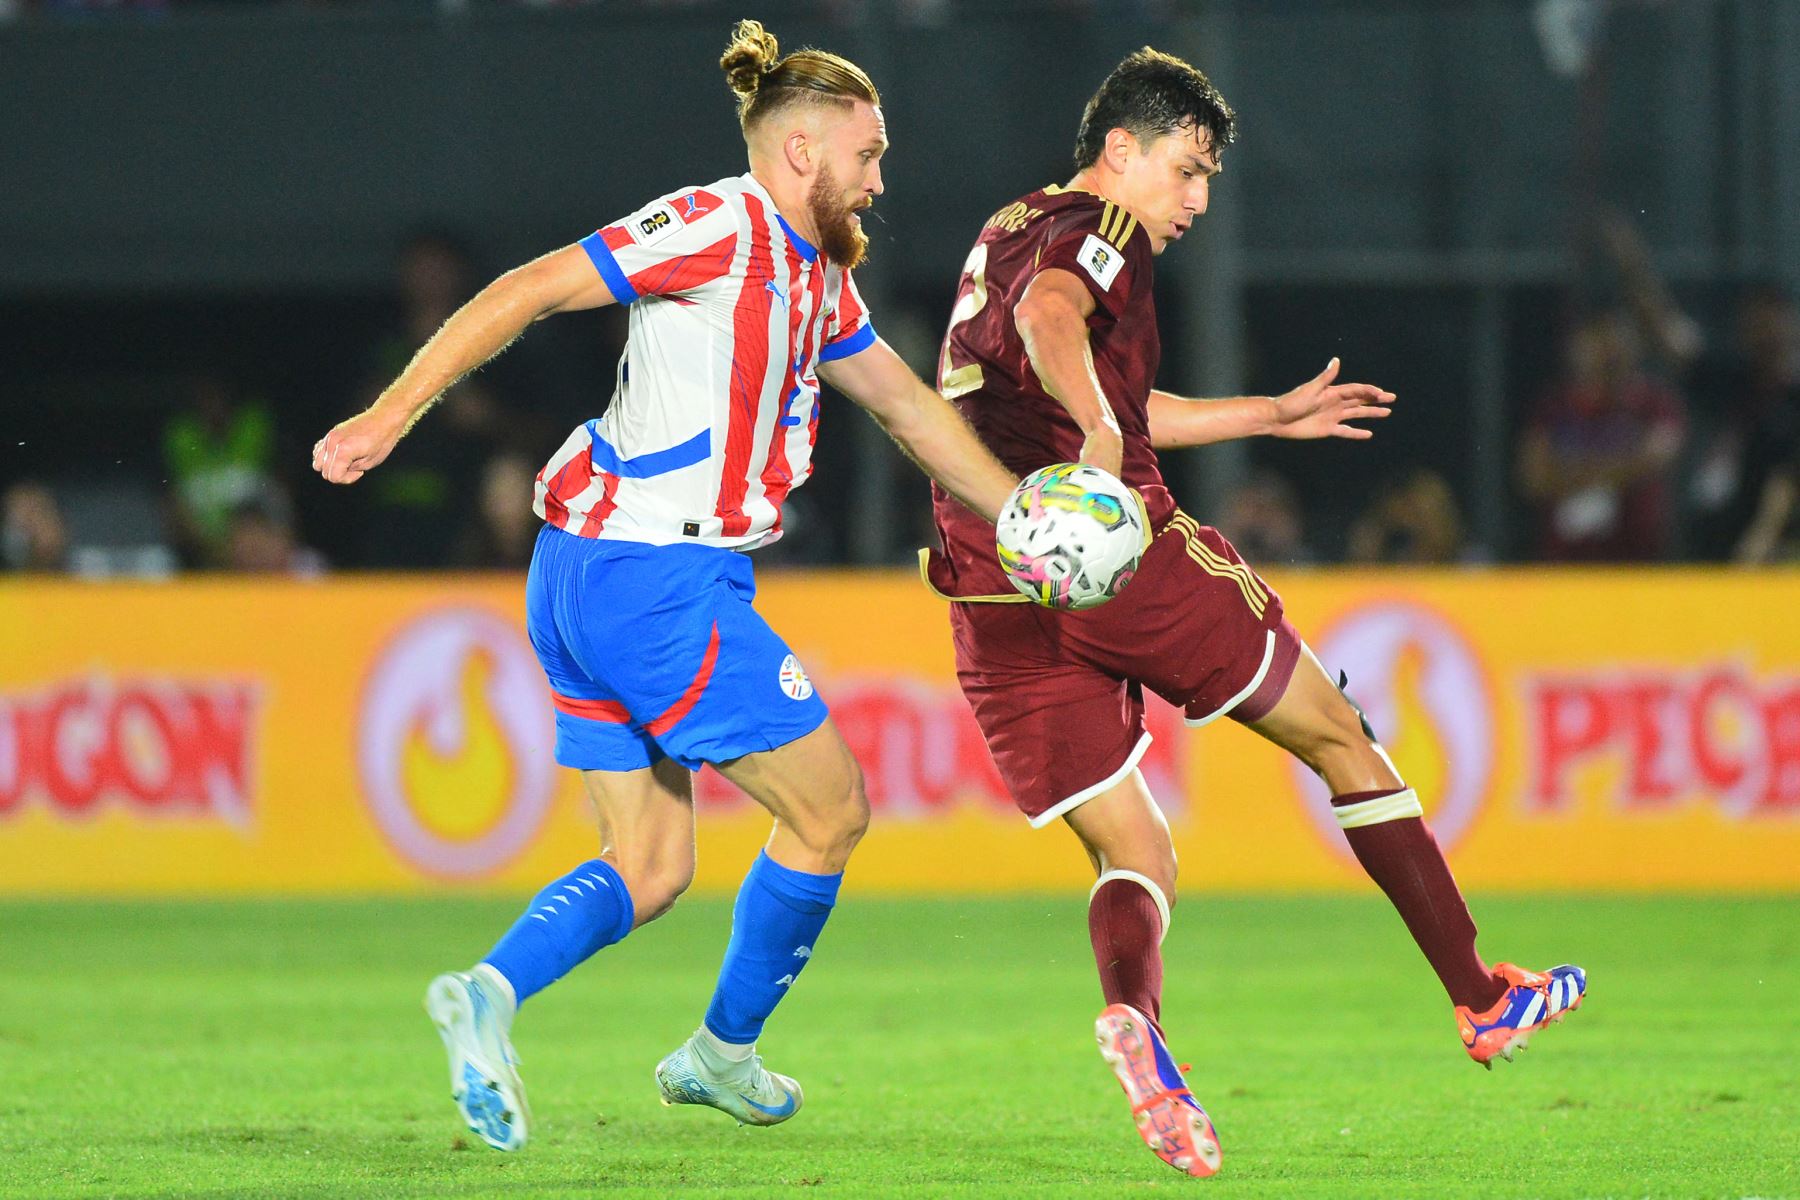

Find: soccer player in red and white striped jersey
313;20;1015;1151
535;170;875;547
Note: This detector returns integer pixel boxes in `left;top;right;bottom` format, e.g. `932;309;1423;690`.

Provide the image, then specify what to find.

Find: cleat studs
1174;1155;1193;1171
1147;1134;1163;1151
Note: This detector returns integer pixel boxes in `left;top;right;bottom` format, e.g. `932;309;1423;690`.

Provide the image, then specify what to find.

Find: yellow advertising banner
1;569;1797;895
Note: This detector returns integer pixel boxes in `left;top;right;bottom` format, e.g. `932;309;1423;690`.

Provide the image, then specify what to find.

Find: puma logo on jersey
765;279;789;308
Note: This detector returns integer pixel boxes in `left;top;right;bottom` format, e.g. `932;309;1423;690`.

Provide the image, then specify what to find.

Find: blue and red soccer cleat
1456;962;1587;1068
1095;1004;1222;1178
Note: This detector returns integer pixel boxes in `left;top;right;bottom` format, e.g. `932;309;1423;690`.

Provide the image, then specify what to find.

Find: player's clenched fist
312;405;409;485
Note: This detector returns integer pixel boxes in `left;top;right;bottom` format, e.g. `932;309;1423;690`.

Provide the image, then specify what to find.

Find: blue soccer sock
702;851;842;1045
481;859;635;1006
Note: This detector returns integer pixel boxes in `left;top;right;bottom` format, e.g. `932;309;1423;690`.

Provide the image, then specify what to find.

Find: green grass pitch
1;893;1794;1199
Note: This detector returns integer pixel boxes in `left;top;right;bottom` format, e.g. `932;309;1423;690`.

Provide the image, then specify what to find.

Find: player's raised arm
818;337;1018;522
1012;268;1126;477
1145;358;1396;449
312;244;616;485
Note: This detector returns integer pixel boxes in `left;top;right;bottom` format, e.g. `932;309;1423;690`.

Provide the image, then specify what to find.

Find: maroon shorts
947;511;1301;826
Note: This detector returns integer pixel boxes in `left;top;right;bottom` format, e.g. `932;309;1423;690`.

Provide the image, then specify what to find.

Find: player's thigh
951;602;1151;828
1086;515;1299;725
638;555;833;774
1244;644;1402;794
1060;767;1177;900
579;757;697;925
712;718;866;875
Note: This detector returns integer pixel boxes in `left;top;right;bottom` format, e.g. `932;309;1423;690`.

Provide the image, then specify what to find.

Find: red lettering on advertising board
0;678;259;823
1529;667;1797;816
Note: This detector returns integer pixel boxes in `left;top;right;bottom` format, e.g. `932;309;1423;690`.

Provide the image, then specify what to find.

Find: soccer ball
996;463;1147;610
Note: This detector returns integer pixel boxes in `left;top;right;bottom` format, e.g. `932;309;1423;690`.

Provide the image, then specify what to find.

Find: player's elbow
1013;292;1055;342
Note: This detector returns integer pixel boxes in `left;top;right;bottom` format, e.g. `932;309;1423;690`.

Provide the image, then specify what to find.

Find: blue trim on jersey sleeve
585;423;711;478
579;231;640;305
818;321;877;363
772;211;818;263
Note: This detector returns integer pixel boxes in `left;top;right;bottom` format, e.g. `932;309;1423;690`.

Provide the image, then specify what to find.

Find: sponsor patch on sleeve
632;202;682;247
1078;234;1125;291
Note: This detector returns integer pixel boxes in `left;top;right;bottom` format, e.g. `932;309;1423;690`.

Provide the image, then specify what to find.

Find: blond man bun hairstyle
719;18;880;134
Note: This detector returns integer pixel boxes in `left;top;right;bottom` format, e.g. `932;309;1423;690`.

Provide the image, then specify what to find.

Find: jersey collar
742;172;820;263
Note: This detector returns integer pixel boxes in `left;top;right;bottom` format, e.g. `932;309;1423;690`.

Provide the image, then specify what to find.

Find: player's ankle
692;1024;757;1073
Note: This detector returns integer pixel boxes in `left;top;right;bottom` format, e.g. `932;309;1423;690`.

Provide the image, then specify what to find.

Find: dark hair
720;19;880;134
1074;47;1236;171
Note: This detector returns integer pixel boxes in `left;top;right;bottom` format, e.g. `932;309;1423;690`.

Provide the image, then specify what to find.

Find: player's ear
783;128;816;176
1102;127;1138;173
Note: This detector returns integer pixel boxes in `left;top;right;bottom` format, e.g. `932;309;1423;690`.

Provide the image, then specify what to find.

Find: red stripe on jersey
799;267;829;470
759;252;826;529
755;242;806;529
552;691;631;723
715;195;776;537
600;226;633;252
829;274;867;346
645;623;721;737
539;445;595;532
630;233;737;299
585;470;622;535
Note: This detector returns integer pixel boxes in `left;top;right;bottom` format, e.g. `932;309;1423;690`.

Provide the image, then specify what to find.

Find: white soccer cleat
654;1039;804;1127
424;968;530;1151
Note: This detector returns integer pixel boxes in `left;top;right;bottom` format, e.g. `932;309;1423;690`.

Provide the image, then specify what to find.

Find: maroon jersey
928;185;1173;597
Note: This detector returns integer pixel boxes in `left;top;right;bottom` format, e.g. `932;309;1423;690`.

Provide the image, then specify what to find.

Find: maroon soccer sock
1331;788;1506;1012
1088;875;1167;1034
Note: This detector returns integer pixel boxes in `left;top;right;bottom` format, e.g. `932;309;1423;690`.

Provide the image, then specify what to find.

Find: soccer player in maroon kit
924;49;1587;1178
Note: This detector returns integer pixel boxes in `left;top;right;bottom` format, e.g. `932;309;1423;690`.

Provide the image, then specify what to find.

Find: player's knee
797;760;869;870
1145;854;1177;909
626;860;694;925
829;763;872;860
612;842;696;925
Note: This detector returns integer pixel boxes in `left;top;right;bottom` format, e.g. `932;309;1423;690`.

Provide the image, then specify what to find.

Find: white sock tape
1333;787;1424;829
1090;868;1172;946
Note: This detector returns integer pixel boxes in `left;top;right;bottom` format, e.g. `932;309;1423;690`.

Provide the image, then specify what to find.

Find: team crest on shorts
778;654;814;701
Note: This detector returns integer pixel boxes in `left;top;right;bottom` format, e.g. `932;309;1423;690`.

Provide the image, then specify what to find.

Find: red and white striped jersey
534;173;877;551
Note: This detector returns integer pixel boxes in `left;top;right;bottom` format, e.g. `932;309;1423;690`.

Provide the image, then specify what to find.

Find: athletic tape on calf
1089;868;1172;946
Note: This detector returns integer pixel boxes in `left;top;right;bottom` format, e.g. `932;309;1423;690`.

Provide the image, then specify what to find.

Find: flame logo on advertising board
358;608;555;877
1292;601;1495;855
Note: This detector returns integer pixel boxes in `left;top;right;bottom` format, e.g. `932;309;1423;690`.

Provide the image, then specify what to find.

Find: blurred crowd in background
5;0;1798;578
4;220;1797;578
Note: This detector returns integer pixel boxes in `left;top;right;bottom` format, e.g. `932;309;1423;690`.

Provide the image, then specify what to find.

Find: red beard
808;167;870;269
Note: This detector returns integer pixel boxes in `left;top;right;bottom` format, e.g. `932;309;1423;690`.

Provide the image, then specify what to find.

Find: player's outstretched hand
312;405;408;485
1271;358;1396;440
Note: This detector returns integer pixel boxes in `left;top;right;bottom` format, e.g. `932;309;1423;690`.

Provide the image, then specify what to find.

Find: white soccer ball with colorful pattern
995;463;1147;610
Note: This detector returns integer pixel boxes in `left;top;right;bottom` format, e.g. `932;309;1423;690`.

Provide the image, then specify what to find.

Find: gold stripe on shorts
1164;511;1268;619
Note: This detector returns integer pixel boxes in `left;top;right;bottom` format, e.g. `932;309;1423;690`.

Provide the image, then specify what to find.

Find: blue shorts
525;524;829;773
